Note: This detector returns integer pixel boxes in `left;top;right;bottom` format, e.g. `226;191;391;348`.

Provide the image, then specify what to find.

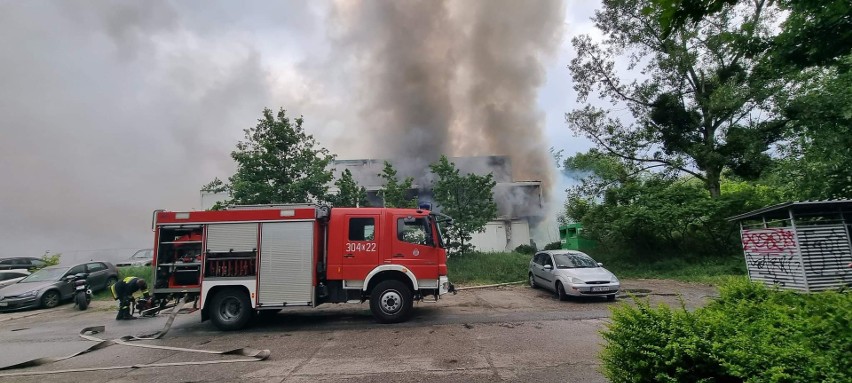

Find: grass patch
447;251;531;285
94;266;155;301
591;253;748;284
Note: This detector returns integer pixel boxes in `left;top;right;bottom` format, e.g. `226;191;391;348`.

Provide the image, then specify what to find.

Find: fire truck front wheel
369;280;413;324
209;288;253;331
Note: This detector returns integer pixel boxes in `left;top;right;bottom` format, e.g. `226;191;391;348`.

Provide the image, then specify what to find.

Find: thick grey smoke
331;0;565;188
0;1;566;258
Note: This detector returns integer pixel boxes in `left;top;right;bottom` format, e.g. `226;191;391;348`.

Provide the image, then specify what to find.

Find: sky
0;0;602;263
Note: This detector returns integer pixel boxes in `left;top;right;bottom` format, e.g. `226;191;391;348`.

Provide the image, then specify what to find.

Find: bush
543;241;563;250
601;279;851;382
40;253;61;268
514;244;536;254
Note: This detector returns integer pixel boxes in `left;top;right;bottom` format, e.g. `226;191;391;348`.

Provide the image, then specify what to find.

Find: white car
116;249;153;267
528;250;620;301
0;269;30;289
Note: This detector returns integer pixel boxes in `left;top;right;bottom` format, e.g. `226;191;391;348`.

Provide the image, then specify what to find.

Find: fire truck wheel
370;280;413;324
210;288;253;331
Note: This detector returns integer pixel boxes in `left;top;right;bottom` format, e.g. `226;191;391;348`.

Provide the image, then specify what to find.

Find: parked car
0;269;30;289
115;248;153;267
0;257;47;271
0;262;118;311
528;250;620;301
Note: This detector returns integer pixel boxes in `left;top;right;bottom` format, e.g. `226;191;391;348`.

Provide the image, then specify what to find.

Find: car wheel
210;288;253;331
556;282;568;301
529;273;537;289
607;294;616;301
41;290;60;308
369;280;413;324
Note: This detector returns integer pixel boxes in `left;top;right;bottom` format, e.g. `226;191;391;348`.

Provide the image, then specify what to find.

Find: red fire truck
150;204;453;330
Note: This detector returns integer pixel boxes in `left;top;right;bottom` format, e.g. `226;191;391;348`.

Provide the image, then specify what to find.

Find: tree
206;108;335;205
329;169;369;207
377;161;417;208
765;55;852;199
655;0;852;70
430;155;497;255
567;0;789;198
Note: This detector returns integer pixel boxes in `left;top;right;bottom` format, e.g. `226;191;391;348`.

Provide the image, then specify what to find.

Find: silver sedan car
529;250;620;301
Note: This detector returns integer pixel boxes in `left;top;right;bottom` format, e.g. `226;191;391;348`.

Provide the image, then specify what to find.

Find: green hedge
601;279;851;382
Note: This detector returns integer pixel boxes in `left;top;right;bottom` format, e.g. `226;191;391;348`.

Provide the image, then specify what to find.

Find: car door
538;254;556;291
531;253;544;284
85;262;109;290
61;265;87;299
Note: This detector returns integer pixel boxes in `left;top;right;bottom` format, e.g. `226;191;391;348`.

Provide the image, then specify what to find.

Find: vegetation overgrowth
601;279;852;382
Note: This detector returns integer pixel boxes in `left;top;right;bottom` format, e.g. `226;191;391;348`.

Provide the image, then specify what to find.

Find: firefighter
110;276;150;320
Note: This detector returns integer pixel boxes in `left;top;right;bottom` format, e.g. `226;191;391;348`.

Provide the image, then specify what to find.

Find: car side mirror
543;264;553;271
597;262;603;267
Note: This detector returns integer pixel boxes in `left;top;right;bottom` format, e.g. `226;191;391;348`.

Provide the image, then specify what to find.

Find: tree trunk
706;168;722;199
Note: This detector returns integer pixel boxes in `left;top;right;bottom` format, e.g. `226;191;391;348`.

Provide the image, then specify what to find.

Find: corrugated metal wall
741;225;852;292
207;223;258;252
797;225;852;291
741;228;808;291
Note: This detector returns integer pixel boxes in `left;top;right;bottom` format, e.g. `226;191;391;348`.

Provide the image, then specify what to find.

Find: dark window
542;255;553;268
87;262;107;272
0;259;13;265
30;259;46;268
397;218;433;246
67;265;86;276
348;218;375;241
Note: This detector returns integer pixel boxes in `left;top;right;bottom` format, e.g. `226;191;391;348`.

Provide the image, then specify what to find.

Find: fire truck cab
151;205;452;330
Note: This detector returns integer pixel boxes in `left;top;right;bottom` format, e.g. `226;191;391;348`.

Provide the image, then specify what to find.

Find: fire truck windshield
429;213;453;249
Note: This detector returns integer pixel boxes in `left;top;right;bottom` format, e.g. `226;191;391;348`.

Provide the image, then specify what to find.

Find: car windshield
553;253;598;269
19;267;67;282
131;250;152;259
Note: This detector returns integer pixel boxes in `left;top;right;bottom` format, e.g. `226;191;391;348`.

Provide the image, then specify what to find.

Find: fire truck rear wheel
210;288;252;331
370;280;413;324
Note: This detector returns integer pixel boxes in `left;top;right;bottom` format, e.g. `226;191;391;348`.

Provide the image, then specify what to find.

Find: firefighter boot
116;305;132;320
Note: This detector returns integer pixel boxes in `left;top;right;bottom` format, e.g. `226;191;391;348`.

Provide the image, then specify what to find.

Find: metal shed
729;200;852;292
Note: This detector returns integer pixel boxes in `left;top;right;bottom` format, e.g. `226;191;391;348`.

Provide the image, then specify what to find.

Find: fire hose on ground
0;295;271;377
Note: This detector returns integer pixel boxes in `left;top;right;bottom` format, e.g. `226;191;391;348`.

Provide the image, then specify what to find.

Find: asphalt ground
0;279;717;383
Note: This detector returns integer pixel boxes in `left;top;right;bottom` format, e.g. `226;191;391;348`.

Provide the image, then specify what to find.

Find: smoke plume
331;0;565;189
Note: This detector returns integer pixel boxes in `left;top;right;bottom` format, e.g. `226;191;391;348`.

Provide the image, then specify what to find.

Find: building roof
727;199;852;221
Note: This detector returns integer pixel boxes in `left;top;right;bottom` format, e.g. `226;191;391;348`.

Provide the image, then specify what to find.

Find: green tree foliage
564;151;783;258
206;108;335;206
329;169;369;207
602;279;851;382
40;252;61;268
200;177;228;193
567;0;789;198
430;156;497;255
655;0;852;70
767;58;852;199
377;161;417;208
